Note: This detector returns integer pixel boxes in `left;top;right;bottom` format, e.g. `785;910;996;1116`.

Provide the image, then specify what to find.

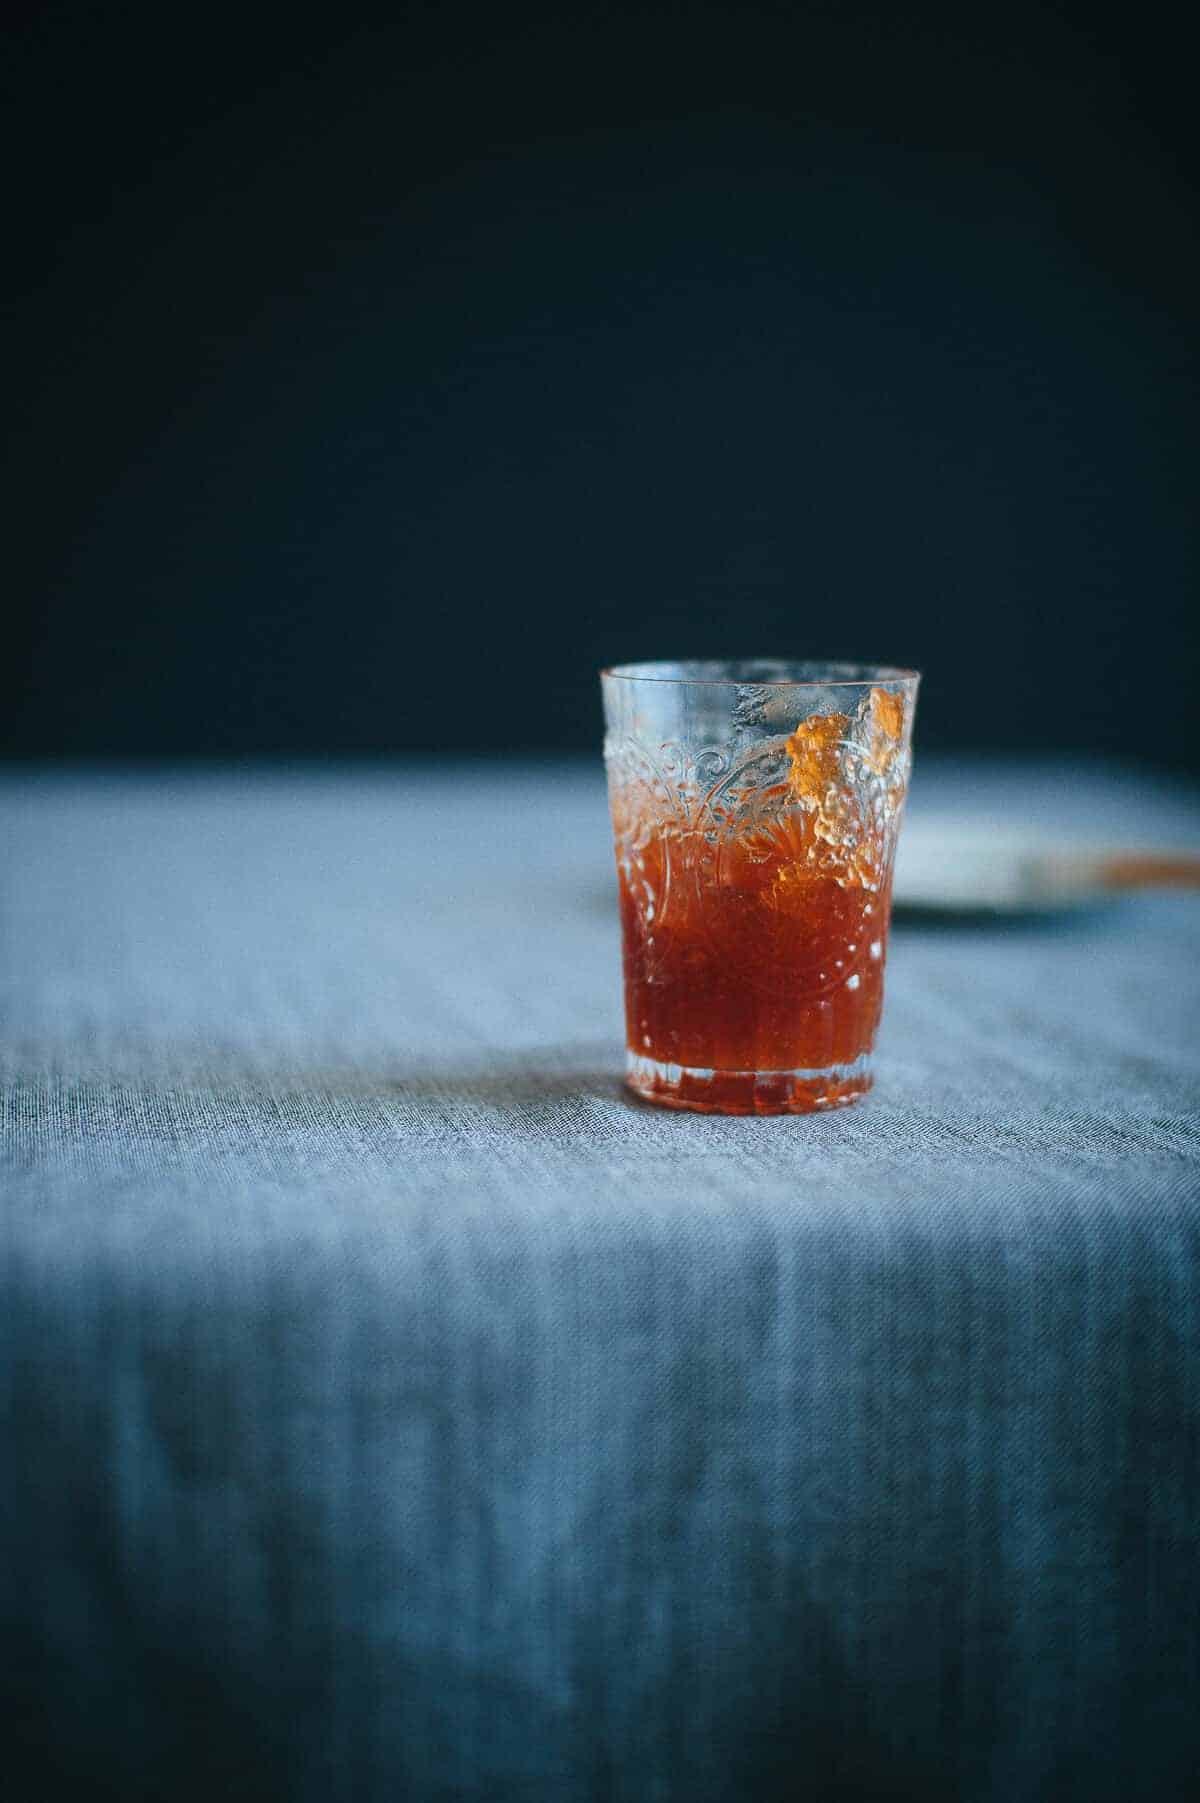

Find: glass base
625;1050;873;1116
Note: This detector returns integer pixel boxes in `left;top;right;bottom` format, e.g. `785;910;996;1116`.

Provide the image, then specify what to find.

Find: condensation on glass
601;660;920;1114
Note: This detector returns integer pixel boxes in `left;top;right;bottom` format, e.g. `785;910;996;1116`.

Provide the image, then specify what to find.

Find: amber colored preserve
605;678;915;1114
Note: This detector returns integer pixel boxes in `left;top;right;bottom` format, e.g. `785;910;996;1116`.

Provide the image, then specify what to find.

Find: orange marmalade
612;687;908;1113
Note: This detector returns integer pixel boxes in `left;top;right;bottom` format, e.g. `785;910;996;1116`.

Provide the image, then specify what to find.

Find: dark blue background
6;3;1196;765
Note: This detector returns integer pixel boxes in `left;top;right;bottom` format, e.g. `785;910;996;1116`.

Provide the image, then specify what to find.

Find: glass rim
601;659;920;688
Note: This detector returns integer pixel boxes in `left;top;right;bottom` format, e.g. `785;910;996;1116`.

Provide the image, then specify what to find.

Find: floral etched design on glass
601;661;920;1114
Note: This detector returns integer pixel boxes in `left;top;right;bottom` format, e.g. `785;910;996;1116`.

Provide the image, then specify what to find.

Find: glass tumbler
602;660;920;1114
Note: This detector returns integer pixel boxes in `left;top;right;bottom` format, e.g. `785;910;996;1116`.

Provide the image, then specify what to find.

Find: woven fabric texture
2;761;1198;1801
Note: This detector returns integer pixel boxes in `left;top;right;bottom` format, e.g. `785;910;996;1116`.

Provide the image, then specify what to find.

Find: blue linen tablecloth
2;759;1198;1801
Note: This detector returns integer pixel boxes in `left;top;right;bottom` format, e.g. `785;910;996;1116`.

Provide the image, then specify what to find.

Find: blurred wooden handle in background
1098;853;1200;890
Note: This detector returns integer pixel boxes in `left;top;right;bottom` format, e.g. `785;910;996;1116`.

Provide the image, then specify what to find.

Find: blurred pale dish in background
893;819;1200;916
